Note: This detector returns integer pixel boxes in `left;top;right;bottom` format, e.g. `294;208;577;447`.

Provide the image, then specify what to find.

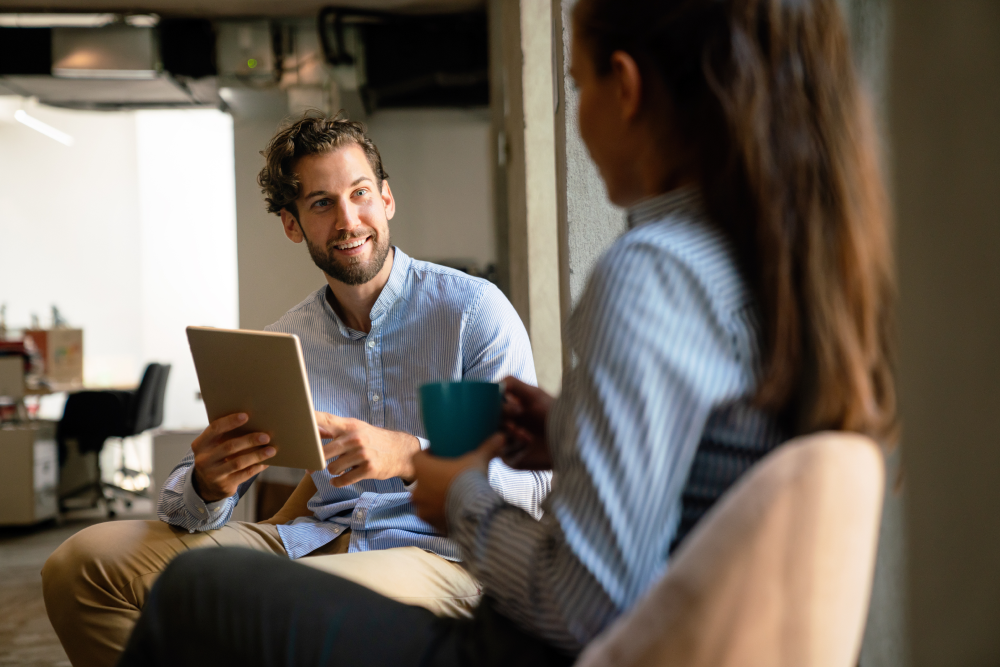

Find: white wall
0;104;143;388
135;109;240;429
0;101;238;430
365;108;495;270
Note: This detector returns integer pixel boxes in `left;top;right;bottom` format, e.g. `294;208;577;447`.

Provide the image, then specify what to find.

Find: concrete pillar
552;0;628;320
891;2;1000;665
493;0;563;393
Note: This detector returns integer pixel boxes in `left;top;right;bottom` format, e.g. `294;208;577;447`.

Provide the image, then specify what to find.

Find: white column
497;0;563;393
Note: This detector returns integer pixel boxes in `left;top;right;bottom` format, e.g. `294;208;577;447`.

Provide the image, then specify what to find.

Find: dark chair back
130;363;166;434
148;364;170;430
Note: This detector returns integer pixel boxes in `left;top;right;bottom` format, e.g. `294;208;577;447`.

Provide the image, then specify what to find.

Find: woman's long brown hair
577;0;898;443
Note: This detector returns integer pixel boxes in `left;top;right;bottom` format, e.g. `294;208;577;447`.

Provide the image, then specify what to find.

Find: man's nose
334;201;364;232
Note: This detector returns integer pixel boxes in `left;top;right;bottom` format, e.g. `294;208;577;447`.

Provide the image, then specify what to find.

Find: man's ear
280;208;305;243
380;180;396;221
610;50;643;122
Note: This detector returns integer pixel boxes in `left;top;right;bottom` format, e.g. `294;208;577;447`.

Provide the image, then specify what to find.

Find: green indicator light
247;58;258;69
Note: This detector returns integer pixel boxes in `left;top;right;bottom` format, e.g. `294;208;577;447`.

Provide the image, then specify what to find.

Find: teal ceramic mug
419;381;504;458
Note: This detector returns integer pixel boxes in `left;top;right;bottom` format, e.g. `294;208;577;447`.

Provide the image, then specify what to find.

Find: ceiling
0;0;483;18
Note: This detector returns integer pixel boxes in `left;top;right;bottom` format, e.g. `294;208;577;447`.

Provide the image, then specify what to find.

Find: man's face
281;144;395;286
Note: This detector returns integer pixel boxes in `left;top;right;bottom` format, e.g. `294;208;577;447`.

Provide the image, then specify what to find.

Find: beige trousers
41;520;481;667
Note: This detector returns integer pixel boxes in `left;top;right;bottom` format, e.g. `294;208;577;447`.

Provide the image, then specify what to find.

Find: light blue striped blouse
159;247;551;560
446;188;784;652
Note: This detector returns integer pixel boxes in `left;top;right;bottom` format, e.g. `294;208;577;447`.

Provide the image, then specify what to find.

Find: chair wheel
108;509;117;518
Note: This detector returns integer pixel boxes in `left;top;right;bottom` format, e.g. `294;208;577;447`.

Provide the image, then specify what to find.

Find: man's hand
315;412;421;487
501;376;555;471
411;434;505;533
191;413;276;503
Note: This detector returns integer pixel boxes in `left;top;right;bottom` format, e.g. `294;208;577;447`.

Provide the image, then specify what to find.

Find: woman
118;0;896;664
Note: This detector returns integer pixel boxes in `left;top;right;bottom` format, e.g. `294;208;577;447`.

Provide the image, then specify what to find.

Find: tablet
186;326;325;470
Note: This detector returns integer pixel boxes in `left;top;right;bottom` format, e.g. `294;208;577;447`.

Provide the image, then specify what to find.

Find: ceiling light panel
0;14;115;28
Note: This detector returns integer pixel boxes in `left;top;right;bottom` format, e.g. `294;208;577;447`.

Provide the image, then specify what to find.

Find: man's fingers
321;435;355;462
314;411;351;435
223;445;277;475
327;451;364;477
331;463;371;488
209;412;249;437
206;432;271;465
229;462;270;486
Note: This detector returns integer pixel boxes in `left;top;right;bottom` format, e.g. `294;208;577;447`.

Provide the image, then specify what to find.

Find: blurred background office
0;1;998;667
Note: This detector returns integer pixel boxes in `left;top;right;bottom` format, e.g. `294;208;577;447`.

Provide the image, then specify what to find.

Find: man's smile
333;235;371;256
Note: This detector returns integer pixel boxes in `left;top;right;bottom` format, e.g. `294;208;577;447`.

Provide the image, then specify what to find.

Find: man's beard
304;227;391;286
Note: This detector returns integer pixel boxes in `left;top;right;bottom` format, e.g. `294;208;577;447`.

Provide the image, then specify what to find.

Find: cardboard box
24;329;83;390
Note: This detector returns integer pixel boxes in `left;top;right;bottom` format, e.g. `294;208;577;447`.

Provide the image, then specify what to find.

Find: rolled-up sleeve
157;451;256;532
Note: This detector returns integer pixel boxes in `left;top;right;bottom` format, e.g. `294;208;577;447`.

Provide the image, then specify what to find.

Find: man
42;115;549;667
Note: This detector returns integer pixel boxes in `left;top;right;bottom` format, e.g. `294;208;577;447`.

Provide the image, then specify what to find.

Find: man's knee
42;520;168;603
43;521;121;587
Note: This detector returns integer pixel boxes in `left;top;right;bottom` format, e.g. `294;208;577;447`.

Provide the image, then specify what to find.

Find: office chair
57;362;171;517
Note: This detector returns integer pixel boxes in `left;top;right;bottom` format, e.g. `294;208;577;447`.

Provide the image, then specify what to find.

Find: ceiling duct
51;25;158;79
319;7;488;112
0;17;218;110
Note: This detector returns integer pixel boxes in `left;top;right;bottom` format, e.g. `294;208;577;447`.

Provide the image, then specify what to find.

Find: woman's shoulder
595;212;752;319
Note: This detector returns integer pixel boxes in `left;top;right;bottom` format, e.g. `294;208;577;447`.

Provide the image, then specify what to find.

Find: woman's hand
411;434;505;534
501;376;555;471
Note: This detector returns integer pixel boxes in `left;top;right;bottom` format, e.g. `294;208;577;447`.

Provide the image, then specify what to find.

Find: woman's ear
610;50;644;121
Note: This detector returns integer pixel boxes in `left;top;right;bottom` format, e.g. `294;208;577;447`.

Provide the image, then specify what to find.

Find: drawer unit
0;422;59;525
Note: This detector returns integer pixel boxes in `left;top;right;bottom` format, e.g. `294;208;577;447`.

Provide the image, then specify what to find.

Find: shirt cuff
446;468;502;532
182;468;232;521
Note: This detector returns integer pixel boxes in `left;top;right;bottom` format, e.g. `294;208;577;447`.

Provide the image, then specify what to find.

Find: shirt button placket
367;332;384;427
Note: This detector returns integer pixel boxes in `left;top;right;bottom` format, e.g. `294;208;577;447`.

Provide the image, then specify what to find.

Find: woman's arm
258;473;317;525
430;235;754;651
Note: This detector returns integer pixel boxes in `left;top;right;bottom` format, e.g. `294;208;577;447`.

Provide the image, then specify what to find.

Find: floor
0;499;154;667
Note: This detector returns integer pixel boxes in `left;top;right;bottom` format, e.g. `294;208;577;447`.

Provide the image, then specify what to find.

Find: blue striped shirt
159;247;551;560
446;188;784;652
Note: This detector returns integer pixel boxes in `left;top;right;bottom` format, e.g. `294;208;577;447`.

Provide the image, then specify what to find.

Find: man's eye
354;188;368;197
313;199;331;208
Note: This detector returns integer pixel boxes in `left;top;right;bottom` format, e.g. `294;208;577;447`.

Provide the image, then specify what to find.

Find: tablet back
187;326;325;470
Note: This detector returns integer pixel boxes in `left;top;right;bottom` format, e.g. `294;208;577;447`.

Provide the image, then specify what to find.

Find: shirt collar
627;186;704;229
370;246;410;322
322;246;411;338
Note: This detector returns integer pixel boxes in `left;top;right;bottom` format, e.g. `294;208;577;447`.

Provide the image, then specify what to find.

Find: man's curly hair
258;113;389;220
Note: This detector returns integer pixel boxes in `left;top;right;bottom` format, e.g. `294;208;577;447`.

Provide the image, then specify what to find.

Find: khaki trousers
41;520;481;667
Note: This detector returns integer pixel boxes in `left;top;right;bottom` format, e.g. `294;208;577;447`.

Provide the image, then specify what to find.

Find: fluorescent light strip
52;68;159;80
14;110;75;147
0;13;116;28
